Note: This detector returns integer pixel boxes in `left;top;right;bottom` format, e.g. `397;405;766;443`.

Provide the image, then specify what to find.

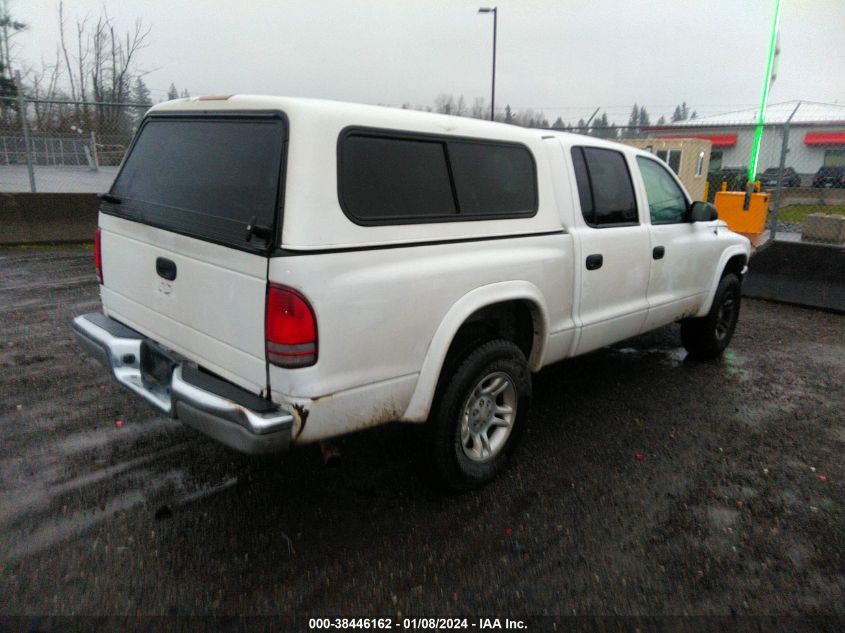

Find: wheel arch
695;246;750;318
402;281;549;422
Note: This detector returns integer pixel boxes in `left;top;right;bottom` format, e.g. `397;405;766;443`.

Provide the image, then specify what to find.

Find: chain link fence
2;97;843;243
563;108;845;243
0;97;148;193
692;118;845;242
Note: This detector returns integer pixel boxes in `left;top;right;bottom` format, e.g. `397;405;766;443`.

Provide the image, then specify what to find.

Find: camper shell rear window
105;113;287;252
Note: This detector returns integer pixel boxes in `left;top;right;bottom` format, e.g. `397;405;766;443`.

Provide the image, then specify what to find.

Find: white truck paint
73;95;751;485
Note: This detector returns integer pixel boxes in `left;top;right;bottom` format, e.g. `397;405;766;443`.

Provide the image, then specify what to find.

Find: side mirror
690;201;718;222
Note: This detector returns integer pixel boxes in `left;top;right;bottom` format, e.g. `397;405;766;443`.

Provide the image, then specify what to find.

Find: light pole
478;7;497;121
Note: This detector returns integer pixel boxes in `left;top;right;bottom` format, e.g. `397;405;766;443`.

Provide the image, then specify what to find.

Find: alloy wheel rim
459;371;517;463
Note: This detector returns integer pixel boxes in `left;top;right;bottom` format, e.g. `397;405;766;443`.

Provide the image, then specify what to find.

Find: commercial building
645;101;845;183
620;138;711;200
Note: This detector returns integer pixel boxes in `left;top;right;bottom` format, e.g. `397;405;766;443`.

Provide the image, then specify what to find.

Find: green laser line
748;0;783;181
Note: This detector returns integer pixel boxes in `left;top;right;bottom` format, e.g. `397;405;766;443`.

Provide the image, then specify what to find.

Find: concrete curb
0;193;99;244
743;239;845;313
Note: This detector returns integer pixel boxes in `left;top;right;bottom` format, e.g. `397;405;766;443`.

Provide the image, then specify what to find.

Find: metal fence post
768;101;801;240
14;72;36;193
90;131;99;171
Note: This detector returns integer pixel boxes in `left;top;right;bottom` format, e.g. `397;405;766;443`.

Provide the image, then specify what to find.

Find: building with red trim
644;101;845;182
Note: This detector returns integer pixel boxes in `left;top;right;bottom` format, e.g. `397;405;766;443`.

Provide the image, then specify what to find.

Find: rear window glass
109;118;285;250
340;135;456;220
339;130;537;224
448;141;536;215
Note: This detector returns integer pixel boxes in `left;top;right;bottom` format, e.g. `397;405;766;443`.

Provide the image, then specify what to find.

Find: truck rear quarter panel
268;233;575;443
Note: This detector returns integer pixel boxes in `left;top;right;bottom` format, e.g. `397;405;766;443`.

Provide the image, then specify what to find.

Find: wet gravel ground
1;246;843;618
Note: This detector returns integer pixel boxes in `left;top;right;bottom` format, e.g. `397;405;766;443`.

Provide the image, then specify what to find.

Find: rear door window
109;116;286;251
571;146;638;227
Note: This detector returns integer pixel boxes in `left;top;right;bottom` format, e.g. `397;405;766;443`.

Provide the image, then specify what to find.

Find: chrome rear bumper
72;313;293;454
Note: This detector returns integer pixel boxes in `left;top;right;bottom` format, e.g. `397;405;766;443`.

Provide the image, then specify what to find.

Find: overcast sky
9;0;845;123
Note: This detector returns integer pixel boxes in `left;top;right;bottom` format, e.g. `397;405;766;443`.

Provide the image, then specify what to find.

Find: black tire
681;273;742;360
427;339;531;491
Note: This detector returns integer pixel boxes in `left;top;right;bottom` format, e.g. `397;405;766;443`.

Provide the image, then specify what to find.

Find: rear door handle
653;246;665;260
585;254;603;270
156;257;177;281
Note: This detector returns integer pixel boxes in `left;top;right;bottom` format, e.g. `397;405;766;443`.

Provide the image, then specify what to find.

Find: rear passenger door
635;156;720;330
570;146;651;355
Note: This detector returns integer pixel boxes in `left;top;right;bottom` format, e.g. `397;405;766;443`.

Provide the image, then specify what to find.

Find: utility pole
478;7;497;121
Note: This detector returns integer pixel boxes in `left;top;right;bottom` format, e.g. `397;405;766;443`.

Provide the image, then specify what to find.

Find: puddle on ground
612;346;689;367
611;346;753;379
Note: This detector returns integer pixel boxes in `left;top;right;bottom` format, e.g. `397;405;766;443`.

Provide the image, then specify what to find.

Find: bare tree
57;1;150;133
433;93;456;115
455;94;466;117
27;49;65;129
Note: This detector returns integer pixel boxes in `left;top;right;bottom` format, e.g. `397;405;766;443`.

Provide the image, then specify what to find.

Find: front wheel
681;273;742;360
427;339;531;491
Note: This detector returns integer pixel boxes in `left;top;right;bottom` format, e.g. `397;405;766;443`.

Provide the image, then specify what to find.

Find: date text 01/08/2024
307;618;528;630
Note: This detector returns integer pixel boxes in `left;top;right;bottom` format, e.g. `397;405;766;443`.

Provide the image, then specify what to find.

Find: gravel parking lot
0;246;843;620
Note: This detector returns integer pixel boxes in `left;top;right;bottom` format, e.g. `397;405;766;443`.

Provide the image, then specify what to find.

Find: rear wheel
681;273;741;360
427;339;531;490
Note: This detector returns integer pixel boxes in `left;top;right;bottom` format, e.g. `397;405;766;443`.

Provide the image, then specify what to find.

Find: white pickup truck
73;95;751;489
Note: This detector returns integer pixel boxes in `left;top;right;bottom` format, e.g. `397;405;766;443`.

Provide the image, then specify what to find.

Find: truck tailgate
99;214;268;393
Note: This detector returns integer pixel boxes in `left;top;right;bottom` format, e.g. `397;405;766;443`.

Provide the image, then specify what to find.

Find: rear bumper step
71;313;293;454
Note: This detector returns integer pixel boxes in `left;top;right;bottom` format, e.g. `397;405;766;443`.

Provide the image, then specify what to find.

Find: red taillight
265;284;317;368
94;228;103;284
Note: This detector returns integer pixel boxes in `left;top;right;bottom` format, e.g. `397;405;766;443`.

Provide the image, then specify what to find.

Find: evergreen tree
638;105;650;127
576;118;586;133
628;103;640;128
552;116;565;130
690;110;698;119
592;112;610;137
130;77;151;127
131;77;151;105
671;102;692;122
0;6;27;99
167;83;179;100
180;88;190;98
656;115;666;126
504;104;514;124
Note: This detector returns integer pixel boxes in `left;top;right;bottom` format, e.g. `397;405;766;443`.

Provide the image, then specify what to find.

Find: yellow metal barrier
714;191;770;244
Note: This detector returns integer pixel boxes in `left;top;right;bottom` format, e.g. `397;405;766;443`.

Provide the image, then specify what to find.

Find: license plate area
140;340;179;391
